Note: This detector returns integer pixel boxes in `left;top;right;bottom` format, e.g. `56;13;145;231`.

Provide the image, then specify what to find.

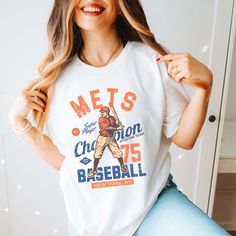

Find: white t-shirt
40;41;190;236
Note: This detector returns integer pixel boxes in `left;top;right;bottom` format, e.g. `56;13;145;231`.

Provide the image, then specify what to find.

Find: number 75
120;143;141;163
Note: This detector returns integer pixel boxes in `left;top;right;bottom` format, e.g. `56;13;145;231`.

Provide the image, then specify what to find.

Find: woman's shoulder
129;41;158;53
128;41;160;59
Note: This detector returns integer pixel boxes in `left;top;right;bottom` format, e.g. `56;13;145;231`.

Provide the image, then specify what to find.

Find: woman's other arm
170;87;211;149
12;118;65;171
8;79;64;171
158;53;213;150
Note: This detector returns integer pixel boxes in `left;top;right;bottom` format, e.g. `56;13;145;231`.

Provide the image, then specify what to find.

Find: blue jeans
67;173;231;236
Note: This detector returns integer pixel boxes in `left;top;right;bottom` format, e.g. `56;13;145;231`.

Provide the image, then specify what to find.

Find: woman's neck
80;27;123;66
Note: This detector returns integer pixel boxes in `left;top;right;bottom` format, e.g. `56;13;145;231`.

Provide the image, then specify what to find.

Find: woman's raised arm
8;79;64;171
158;53;213;149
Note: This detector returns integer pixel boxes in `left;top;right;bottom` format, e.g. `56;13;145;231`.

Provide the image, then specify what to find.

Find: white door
142;0;234;213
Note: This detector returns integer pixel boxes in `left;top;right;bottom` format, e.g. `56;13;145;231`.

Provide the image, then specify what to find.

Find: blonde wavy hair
32;0;210;137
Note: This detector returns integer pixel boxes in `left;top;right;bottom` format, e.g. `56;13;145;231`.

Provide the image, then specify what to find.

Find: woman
8;0;230;235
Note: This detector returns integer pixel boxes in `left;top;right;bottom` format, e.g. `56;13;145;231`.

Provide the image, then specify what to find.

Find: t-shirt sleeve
27;110;67;157
159;61;191;139
27;110;49;135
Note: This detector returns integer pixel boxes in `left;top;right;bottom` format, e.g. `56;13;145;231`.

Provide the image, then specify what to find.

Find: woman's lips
80;3;105;16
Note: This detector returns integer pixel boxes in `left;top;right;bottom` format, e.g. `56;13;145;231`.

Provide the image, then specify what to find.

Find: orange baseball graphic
87;105;128;178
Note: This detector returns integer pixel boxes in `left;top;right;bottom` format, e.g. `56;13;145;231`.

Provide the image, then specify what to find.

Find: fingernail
156;57;161;62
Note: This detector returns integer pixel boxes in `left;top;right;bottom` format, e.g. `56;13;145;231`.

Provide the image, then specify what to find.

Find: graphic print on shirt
69;88;146;189
87;105;129;178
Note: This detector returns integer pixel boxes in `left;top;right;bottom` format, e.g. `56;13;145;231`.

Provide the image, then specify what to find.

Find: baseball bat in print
110;106;122;126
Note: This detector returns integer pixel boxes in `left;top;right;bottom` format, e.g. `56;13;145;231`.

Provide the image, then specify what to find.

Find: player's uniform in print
88;106;128;177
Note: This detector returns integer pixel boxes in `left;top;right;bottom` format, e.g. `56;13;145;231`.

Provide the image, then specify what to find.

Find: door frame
208;0;236;216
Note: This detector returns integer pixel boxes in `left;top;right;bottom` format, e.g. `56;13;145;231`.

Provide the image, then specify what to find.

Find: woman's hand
157;52;213;89
8;79;47;128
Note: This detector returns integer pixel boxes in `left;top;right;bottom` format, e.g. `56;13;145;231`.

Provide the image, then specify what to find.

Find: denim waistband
158;173;177;197
166;173;177;188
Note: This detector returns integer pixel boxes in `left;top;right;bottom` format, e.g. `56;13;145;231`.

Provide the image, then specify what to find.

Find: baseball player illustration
88;105;128;178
